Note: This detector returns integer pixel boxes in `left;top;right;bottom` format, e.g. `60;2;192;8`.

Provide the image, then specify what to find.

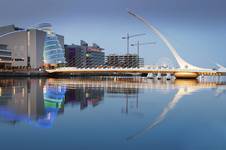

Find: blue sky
0;0;226;67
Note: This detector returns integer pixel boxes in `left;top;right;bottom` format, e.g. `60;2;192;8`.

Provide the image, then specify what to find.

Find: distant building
86;43;105;68
0;24;65;69
64;40;105;68
106;54;144;68
0;44;12;68
64;44;86;68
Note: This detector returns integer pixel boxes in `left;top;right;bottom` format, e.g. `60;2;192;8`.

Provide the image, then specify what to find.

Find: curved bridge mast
127;10;207;70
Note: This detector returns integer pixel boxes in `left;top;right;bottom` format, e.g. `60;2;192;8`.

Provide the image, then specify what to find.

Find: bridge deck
46;67;225;76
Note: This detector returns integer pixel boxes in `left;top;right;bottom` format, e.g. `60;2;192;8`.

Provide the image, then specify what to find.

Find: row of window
44;45;61;51
0;57;12;61
0;51;12;56
44;49;64;55
45;40;58;45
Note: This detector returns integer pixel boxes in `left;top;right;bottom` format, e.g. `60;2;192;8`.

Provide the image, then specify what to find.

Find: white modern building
0;24;65;69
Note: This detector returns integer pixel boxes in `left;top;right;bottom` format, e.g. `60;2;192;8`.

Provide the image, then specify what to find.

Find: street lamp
122;33;145;54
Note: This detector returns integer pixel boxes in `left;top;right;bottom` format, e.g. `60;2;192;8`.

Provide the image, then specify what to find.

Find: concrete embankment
0;71;146;77
0;71;49;77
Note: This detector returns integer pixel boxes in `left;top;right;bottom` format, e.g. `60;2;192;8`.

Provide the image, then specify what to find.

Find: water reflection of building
106;87;140;114
39;85;66;127
0;79;68;128
64;87;104;110
0;77;225;129
106;87;139;95
43;85;66;109
0;79;45;124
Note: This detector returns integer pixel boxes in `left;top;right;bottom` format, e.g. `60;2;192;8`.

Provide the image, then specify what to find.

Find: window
15;58;24;61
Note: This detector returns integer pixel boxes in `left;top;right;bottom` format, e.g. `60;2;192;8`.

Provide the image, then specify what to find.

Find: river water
0;77;225;150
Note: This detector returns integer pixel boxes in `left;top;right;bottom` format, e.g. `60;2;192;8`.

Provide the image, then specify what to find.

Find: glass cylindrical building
37;23;65;65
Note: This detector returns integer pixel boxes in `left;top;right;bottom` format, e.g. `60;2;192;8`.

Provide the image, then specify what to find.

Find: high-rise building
64;40;105;68
0;24;65;69
106;54;144;68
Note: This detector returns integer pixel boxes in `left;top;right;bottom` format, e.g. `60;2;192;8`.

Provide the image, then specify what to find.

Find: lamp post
122;33;145;54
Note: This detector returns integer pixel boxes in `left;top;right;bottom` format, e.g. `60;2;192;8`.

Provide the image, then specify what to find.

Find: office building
64;44;86;67
106;54;144;68
86;43;105;68
64;40;105;68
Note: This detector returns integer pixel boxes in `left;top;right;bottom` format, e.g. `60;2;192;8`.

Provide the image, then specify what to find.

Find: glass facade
37;23;65;65
0;50;11;61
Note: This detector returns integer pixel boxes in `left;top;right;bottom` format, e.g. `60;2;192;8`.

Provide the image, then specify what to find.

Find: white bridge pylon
216;64;226;72
128;10;209;71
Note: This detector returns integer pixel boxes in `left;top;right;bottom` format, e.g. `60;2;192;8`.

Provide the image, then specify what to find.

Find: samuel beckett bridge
46;11;226;79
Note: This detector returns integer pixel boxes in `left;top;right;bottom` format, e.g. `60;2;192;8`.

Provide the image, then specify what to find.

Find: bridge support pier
174;72;199;79
147;73;154;79
166;73;172;80
157;73;162;80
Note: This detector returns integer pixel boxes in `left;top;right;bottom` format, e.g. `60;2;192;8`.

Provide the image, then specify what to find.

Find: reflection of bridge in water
126;79;226;140
47;11;226;79
47;77;226;139
48;78;226;132
46;78;226;92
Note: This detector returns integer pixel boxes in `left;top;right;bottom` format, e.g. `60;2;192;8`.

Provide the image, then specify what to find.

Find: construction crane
131;41;156;58
122;33;146;54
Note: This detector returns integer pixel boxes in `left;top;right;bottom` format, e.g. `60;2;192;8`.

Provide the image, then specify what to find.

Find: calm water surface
0;77;226;150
